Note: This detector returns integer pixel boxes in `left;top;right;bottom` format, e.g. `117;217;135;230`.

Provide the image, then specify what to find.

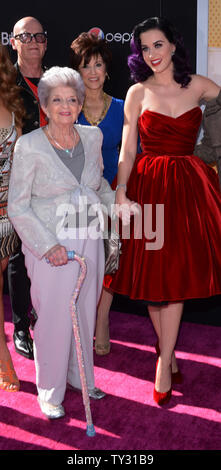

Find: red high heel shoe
153;359;172;405
155;341;183;384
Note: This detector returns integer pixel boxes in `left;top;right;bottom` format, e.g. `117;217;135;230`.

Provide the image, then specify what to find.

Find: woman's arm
8;136;60;259
115;85;142;223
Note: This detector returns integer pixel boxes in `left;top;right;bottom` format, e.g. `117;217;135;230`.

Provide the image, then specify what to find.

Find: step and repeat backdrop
0;0;197;99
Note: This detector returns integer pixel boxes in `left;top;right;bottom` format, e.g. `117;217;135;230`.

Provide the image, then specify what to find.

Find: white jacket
8;124;115;258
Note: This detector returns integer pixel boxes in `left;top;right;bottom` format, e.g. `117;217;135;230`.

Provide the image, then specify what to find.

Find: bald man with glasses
10;16;48;132
8;17;48;359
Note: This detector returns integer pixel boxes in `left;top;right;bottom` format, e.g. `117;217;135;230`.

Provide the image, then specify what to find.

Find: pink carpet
0;294;221;450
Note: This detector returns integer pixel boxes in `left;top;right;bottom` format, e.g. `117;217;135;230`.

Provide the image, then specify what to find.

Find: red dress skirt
104;107;221;302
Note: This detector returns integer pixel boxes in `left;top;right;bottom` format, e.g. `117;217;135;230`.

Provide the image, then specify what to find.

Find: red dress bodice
138;107;202;156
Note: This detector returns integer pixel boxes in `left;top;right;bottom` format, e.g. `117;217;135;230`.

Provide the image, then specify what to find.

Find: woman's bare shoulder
125;82;146;109
190;74;220;101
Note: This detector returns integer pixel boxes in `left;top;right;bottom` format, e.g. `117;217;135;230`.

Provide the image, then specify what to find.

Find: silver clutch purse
104;230;122;275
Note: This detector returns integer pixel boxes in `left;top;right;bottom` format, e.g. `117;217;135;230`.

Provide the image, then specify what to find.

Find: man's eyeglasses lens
14;32;47;43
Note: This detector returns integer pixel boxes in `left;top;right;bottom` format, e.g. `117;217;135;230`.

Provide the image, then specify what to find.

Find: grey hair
38;66;85;107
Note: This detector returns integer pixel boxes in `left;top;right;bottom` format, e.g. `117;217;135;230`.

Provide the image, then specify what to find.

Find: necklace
82;92;111;126
47;126;77;158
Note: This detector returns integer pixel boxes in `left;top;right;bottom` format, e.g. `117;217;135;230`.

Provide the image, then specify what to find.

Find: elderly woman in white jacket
8;66;114;419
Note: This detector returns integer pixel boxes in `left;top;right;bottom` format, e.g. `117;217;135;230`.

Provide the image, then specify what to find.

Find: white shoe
37;396;65;419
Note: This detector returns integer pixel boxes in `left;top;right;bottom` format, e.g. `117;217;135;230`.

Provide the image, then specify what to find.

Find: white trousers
23;235;104;405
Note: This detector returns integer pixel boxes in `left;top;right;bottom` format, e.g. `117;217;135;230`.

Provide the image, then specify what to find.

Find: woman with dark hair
70;32;124;185
0;42;25;391
104;17;221;405
70;32;124;355
128;16;192;86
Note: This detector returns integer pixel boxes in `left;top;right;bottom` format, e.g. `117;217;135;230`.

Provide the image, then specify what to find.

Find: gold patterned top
0;112;17;240
0;113;17;208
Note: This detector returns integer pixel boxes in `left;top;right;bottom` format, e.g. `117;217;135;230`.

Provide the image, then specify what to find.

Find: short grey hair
38;66;85;107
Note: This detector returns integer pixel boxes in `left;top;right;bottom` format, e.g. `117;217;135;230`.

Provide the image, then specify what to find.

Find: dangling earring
171;50;175;56
106;72;110;80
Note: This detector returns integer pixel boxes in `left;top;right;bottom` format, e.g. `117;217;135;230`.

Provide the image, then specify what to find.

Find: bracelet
116;183;127;192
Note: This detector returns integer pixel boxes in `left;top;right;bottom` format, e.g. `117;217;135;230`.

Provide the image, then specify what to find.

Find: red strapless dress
104;107;221;302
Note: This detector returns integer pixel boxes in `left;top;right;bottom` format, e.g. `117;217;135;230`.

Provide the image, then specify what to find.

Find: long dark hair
0;42;25;128
128;17;192;88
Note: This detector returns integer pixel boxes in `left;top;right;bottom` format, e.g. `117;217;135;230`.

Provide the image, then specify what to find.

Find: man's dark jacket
15;62;46;134
194;89;221;190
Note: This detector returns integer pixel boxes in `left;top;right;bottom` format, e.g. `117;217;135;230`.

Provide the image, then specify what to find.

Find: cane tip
86;424;96;437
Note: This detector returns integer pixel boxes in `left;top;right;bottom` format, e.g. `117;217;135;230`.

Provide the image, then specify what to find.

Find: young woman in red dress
104;17;221;405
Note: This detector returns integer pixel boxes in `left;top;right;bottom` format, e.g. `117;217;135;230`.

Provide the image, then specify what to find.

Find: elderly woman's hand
45;244;68;266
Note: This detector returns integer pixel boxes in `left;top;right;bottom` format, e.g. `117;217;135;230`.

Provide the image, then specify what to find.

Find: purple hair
128;17;192;88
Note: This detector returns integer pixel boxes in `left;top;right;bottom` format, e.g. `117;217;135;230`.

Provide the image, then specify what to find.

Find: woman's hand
44;244;68;266
115;187;139;225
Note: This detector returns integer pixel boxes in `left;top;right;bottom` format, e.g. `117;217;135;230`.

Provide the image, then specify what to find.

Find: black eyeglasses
14;32;47;44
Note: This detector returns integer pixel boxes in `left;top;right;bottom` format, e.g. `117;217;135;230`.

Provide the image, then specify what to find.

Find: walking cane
46;250;96;436
67;250;96;437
